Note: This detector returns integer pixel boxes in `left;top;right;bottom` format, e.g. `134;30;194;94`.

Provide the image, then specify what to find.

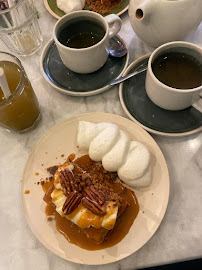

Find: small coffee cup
145;41;202;111
53;10;122;74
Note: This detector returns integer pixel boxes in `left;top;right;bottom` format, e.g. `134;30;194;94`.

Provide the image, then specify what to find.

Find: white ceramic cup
145;41;202;111
53;10;122;74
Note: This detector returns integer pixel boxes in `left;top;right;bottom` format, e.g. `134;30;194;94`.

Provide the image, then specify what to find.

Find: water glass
0;0;43;56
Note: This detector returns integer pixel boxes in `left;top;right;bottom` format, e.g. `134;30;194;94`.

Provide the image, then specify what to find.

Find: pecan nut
82;197;106;216
59;169;78;195
62;191;82;215
83;186;105;205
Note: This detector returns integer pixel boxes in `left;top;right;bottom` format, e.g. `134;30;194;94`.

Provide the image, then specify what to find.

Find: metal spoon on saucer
108;35;128;57
108;36;147;86
110;66;147;86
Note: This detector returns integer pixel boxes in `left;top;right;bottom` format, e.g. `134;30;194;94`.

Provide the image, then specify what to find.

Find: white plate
21;112;170;265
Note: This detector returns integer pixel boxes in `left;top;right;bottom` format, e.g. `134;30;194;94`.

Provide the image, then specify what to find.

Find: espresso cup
145;41;202;111
53;10;122;74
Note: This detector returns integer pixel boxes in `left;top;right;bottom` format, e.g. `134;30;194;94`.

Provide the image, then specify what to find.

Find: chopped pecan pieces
59;168;78;195
62;191;82;215
82;197;106;216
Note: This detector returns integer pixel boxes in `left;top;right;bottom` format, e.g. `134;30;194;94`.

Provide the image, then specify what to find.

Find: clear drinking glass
0;51;41;133
0;0;43;56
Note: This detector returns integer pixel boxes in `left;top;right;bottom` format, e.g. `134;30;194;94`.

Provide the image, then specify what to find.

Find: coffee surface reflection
58;18;105;49
152;52;202;89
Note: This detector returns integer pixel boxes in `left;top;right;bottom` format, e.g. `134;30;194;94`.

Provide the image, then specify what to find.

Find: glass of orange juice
0;51;41;133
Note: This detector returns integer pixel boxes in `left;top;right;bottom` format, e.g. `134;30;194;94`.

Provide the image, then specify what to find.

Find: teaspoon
110;65;147;86
108;35;128;58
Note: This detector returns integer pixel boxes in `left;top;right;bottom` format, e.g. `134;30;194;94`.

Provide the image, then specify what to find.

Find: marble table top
0;1;202;269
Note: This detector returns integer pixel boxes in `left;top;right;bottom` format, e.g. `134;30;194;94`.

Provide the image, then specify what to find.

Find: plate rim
40;39;129;97
43;0;129;19
119;54;202;137
21;112;170;265
44;0;61;19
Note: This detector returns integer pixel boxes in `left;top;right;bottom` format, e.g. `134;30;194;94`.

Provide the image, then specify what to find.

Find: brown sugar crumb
142;211;144;213
77;146;79;148
37;182;40;185
47;217;54;221
35;172;39;176
41;164;44;166
47;165;58;175
86;0;121;15
24;190;30;194
45;152;48;154
61;154;64;157
69;155;117;192
152;193;153;195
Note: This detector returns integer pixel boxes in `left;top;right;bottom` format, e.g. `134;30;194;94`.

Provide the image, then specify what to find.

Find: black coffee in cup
152;51;202;89
57;17;106;49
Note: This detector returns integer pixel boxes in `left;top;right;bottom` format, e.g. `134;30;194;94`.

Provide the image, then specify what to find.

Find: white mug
145;41;202;111
53;10;122;74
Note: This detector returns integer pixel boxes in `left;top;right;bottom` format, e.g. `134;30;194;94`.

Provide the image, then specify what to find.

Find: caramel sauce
64;201;118;230
42;180;53;194
67;153;75;162
42;155;139;250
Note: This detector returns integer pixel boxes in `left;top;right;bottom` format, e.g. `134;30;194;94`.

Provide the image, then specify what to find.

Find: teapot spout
135;0;154;21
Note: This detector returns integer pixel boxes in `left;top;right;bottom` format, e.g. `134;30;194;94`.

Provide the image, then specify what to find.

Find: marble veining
0;1;202;269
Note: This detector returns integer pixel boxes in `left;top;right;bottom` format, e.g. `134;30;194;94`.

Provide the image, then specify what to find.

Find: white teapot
129;0;202;47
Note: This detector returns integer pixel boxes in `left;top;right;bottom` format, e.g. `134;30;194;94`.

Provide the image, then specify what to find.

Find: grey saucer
119;54;202;137
40;39;129;96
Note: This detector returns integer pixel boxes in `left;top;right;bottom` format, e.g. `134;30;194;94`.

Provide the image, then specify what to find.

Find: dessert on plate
43;154;139;250
42;121;152;250
56;0;122;15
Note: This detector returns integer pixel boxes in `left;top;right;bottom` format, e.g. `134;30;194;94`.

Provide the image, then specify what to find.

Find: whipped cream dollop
77;121;114;151
77;121;152;188
118;141;151;188
57;0;85;14
89;124;120;161
102;130;130;172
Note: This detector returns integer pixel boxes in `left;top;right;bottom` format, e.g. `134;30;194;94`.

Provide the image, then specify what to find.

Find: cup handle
192;95;202;113
104;14;122;39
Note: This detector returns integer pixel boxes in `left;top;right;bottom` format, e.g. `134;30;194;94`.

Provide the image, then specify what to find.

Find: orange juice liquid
0;61;40;132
